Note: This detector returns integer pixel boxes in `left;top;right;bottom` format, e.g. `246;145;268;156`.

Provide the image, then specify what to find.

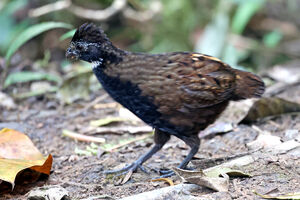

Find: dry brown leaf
240;97;300;124
0;128;52;188
173;166;250;192
173;168;229;192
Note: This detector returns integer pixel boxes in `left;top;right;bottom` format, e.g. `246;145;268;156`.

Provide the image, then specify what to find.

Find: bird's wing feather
106;52;236;114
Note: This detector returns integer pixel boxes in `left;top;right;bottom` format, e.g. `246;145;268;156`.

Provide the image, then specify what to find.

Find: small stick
151;178;174;186
62;129;105;143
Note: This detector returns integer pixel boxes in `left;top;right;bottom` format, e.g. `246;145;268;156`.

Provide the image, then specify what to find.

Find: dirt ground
0;77;300;200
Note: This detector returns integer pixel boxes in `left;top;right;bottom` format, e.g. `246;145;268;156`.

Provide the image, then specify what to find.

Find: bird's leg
104;129;170;175
159;135;200;178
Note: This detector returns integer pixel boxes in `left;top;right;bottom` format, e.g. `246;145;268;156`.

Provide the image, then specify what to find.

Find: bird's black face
66;41;101;63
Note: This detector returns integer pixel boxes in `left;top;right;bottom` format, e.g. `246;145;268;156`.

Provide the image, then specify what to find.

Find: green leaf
4;71;62;88
231;0;265;34
74;147;92;156
5;22;72;65
59;29;76;41
195;12;229;58
194;0;232;58
263;30;282;48
13;87;58;99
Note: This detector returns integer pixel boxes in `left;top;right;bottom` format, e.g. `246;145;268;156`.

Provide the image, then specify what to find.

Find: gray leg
159;134;200;178
104;129;170;175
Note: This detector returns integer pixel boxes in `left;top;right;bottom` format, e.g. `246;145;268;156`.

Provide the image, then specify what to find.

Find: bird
66;23;265;177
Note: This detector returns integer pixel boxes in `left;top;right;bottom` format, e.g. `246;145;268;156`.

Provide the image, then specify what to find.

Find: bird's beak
66;47;79;60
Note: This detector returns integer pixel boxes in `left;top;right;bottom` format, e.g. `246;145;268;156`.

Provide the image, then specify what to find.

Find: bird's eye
76;43;84;50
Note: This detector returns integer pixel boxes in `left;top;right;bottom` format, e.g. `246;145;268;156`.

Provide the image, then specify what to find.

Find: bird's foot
153;169;174;178
103;161;148;176
157;166;195;178
158;171;176;178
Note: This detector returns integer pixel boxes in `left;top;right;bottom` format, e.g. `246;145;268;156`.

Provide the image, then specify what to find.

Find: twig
62;129;106;143
151;178;174;186
85;125;153;135
83;93;109;110
122;0;162;22
68;93;109;118
28;0;161;22
29;0;71;17
93;102;119;109
70;0;126;21
29;0;127;21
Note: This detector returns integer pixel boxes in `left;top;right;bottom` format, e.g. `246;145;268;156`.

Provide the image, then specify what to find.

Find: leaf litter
0;128;52;189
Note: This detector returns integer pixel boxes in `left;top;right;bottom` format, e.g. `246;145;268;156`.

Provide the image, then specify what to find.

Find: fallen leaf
247;133;282;150
173;166;250;192
285;129;299;140
118;107;142;122
56;70;93;104
0;128;52;188
199;122;234;139
240;97;300;124
121;170;133;185
254;191;300;199
204;167;251;178
4;71;62;88
267;61;300;84
0;92;16;109
74;147;93;156
173;168;228;192
74;143;100;156
90;117;126;127
27;185;69;200
14;87;58;99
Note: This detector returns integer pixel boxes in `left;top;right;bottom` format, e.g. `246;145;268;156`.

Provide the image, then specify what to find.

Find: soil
0;80;299;200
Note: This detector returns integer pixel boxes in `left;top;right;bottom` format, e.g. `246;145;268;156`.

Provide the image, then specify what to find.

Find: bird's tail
232;69;265;100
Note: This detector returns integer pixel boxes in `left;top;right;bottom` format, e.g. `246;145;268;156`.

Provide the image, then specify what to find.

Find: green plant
1;21;72;89
5;22;72;65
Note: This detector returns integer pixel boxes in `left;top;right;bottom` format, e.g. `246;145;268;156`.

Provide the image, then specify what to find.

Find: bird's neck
101;43;128;65
92;43;128;70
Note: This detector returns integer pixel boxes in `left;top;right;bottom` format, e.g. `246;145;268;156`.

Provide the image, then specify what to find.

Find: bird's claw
152;169;176;179
103;162;149;176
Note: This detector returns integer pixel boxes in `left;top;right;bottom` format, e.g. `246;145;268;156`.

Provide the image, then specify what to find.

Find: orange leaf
0;128;52;187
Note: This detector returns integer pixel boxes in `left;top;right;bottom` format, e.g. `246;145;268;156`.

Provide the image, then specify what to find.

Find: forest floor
0;62;300;200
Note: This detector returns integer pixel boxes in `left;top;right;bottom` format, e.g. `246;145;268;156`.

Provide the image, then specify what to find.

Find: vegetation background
1;0;299;99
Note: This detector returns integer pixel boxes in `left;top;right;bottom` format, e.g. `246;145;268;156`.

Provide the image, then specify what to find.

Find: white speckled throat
92;58;103;69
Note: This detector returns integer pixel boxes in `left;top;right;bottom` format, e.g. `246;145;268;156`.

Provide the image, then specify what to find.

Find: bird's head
66;23;110;64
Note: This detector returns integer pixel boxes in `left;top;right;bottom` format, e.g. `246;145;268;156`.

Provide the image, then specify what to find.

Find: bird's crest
72;23;109;44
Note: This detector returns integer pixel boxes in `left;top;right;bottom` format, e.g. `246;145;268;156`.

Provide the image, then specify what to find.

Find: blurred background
0;0;299;103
